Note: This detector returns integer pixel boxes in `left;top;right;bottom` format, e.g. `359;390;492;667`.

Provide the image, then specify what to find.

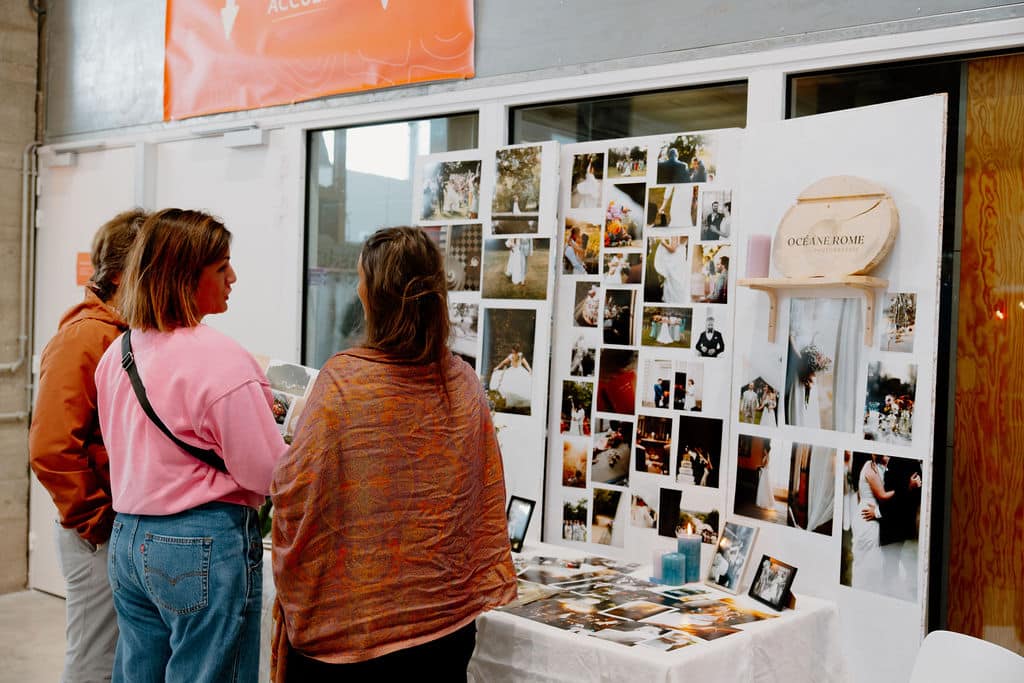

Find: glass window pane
304;113;478;368
510;82;747;144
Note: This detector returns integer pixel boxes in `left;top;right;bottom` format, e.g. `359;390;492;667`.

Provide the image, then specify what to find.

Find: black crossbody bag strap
120;330;228;473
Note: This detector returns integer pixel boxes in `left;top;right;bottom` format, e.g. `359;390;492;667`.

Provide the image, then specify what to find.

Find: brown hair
88;209;148;302
119;208;232;331
360;226;449;366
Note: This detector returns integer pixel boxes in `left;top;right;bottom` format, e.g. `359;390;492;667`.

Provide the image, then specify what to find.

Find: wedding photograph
574;281;601;327
689;244;730;304
492;144;542;218
646;185;696;229
568;336;596;377
787;443;836;535
603;252;642;284
749;556;798;611
733;434;781;521
699;190;733;241
596;348;638;414
480;307;536;415
562;436;590;489
656;488;720;543
591;487;627;547
640;359;673;409
266;361;317;397
563;218;601;275
419;159;481;220
608;145;648;179
440;224;482;291
448;301;478;368
560;380;594;436
637;632;698;652
562;494;590;543
694;311;727;358
644;236;689;305
634;414;673;476
592;418;633;486
675;416;723;488
641;305;692;349
673;362;704;412
737;377;779;426
863;361;918;444
841;451;923;602
601;600;675;622
630;482;658;528
784;297;863;432
605;183;645;248
706;521;758;593
570;152;604;209
656;134;717;184
881;292;917;352
481;237;550;300
603;289;637;346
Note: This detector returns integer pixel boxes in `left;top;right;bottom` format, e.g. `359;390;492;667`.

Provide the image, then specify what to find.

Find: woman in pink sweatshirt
95;208;288;683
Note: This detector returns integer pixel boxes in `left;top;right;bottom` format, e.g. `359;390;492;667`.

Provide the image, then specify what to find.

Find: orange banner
164;0;475;121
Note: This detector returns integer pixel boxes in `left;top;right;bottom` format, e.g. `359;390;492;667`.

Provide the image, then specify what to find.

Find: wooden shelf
737;275;889;346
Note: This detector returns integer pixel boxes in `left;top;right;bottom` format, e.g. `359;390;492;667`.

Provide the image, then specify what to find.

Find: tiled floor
0;590;65;682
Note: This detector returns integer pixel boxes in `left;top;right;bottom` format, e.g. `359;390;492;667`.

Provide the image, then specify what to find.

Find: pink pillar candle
746;234;771;278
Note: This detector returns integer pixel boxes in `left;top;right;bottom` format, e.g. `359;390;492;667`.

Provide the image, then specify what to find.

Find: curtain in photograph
806;445;835;531
832;298;862;432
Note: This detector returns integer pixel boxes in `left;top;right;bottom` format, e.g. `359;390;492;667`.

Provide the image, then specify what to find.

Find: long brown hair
119;208;232;331
360;226;449;367
88;209;148;302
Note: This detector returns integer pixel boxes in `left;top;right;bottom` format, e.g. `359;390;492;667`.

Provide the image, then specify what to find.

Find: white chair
909;630;1024;683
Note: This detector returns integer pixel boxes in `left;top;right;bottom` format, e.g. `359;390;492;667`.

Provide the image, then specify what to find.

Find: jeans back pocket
142;533;212;615
107;520;124;591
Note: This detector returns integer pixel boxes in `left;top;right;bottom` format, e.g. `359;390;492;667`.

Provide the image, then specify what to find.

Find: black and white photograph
733;434;781;521
640;359;673;409
841;451;923;602
699;190;733;241
656;134;717;184
644;236;689;305
592;418;632;486
563;218;601;275
641;305;692;349
560;380;593;436
491;145;542;235
646;185;696;229
608;145;647;179
694;312;727;358
562;494;590;543
440;224;482;291
480;308;536;415
568;336;596;377
737;377;779;427
634;414;673;476
574;282;601;328
706;521;758;593
596;348;638;415
787;443;835;535
562;437;590;489
591;487;627;547
603;252;642;284
785;298;862;432
675;416;723;488
481;238;550;300
863;361;918;444
673;362;704;412
656;488;720;543
748;556;797;611
690;244;730;304
419;159;481;220
448;302;478;368
604;183;645;249
570;152;604;209
603;289;637;346
881;292;916;352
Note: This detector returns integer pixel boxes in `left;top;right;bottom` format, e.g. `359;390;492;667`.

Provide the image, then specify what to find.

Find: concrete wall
0;1;39;593
43;0;1024;141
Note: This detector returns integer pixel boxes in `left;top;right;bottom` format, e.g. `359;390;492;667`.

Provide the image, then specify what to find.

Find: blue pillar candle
661;552;687;585
676;533;702;583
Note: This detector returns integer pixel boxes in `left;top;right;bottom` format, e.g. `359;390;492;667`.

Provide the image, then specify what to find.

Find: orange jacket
29;289;125;546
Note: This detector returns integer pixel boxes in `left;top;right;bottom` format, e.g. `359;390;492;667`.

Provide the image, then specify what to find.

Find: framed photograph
704;521;758;593
748;555;798;611
507;496;536;553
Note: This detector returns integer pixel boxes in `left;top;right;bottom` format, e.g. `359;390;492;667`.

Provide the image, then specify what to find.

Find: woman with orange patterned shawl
270;226;517;681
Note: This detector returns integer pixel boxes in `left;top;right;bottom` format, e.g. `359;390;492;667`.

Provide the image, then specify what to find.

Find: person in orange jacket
29;209;146;683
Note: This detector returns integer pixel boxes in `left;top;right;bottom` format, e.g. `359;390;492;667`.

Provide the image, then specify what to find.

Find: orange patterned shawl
270;348;516;681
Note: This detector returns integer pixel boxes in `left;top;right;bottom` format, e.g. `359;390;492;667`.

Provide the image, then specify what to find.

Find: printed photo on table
591;487;627;547
481;237;550;300
574;281;601;328
863;360;918;444
419;159;481;220
596;348;638;415
675;415;722;488
480;308;536;416
603;289;637;346
604;183;645;249
570;152;604;209
689;243;730;305
706;521;758;593
640;358;673;409
440;224;482;291
634;414;673;477
562;494;590;543
647;185;698;229
592;418;632;487
448;301;478;368
656;488;720;543
784;297;862;432
491;145;542;235
563;218;601;275
603;252;642;284
568;336;596;378
737;377;779;426
560;380;594;436
644;236;689;305
562;436;590;489
841;451;923;602
655;134;717;184
608;145;648;179
881;292;916;352
673;362;704;412
641;305;692;349
699;189;733;241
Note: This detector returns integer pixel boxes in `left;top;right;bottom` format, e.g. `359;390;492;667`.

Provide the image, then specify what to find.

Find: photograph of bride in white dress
419;159;481;221
786;443;835;535
863;361;918;444
733;434;785;522
641;305;692;349
570;152;604;209
689;244;729;304
737;378;778;426
608;145;647;179
630;484;658;529
644;236;689;305
841;451;923;602
675;416;723;488
784;298;862;432
492;145;542;235
672;363;703;412
481;237;550;300
603;252;642;284
448;302;478;368
563;218;600;275
560;380;593;436
568;336;596;378
574;282;601;328
480;307;536;415
592;418;632;486
640;359;673;410
646;185;697;229
591;487;627;547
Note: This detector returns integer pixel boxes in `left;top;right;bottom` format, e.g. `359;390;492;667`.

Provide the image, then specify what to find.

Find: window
304;114;478;368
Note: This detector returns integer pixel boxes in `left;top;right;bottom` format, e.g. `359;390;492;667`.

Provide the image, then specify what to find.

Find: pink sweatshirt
95;324;288;514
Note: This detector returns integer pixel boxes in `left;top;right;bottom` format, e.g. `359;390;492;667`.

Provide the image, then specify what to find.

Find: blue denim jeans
107;502;263;683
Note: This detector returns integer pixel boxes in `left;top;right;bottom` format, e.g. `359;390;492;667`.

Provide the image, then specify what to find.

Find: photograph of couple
655;134;716;184
863;361;918;444
690;244;730;305
675;416;723;488
419;159;481;220
640;359;673;409
699;191;733;241
592;418;632;486
737;378;778;426
480;308;536;415
647;185;698;229
604;183;645;248
569;336;596;378
482;237;550;299
492;144;542;235
570;152;604;209
707;522;757;593
732;434;781;521
641;306;692;349
656;488;720;543
560;380;593;436
673;363;703;412
563;218;601;275
644;236;689;305
841;451;923;602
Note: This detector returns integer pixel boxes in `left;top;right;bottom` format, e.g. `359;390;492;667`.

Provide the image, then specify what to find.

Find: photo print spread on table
591;487;627;547
568;336;596;377
480;307;536;415
675;416;723;489
419;159;481;221
640;358;673;409
592;417;632;487
641;305;692;349
690;243;730;305
656;134;717;185
657;488;720;543
603;289;637;346
562;436;590;489
604;183;645;249
603;252;642;284
448;302;478;369
596;348;638;415
481;237;550;300
492;144;542;235
563;217;601;275
673;362;704;412
634;414;673;477
881;292;916;352
560;380;593;436
785;297;863;432
644;236;689;305
607;145;647;179
574;281;601;328
863;360;918;444
698;189;733;241
570;152;604;209
841;451;923;602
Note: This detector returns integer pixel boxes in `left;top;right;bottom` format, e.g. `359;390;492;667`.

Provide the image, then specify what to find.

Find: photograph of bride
641;305;692;349
672;363;703;412
784;298;862;432
841;451;923;602
646;185;697;229
737;377;778;426
492;144;543;235
863;361;918;444
570;152;604;209
786;443;835;536
447;301;478;368
732;434;782;522
560;380;593;436
603;252;642;284
607;145;647;179
480;307;536;415
644;236;689;305
481;237;550;300
563;218;601;275
419;159;481;221
640;358;673;410
592;418;632;486
675;416;723;489
630;484;658;529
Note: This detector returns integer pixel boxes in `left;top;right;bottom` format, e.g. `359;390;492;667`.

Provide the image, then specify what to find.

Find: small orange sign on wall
164;0;475;120
76;252;94;287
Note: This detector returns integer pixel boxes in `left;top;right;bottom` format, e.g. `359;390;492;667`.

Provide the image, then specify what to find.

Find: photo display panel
414;142;560;544
547;130;743;570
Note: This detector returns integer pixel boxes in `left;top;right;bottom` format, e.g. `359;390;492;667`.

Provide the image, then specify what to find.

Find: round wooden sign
772;176;898;278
